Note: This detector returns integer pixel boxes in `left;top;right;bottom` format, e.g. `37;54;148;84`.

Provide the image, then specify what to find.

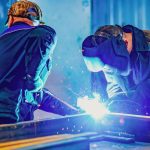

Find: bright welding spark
77;96;109;120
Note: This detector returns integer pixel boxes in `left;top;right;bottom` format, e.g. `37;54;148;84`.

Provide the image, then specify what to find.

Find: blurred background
0;0;150;119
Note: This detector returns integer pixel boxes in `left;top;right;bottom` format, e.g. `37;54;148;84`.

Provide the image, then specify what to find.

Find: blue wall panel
92;0;150;33
0;0;16;33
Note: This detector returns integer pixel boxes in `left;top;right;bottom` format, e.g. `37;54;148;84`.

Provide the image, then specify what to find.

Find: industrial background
0;0;150;119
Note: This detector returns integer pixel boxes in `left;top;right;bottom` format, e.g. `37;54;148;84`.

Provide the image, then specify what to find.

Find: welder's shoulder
30;25;56;40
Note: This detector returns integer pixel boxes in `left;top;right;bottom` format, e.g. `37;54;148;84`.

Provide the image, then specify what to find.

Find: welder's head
95;25;123;38
82;25;124;72
6;0;43;26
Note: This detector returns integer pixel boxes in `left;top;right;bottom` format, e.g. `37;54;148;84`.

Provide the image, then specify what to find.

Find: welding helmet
6;0;43;25
82;25;130;75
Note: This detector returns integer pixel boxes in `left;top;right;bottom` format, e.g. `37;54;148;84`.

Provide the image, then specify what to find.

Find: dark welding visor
82;34;130;74
82;35;108;57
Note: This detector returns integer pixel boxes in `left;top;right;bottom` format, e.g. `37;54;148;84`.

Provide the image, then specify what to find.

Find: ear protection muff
27;7;40;21
26;2;42;22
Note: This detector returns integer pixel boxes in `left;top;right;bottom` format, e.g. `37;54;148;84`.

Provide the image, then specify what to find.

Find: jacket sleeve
24;26;57;92
38;89;79;115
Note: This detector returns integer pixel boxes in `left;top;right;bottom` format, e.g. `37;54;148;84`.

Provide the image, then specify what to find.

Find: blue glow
77;96;109;120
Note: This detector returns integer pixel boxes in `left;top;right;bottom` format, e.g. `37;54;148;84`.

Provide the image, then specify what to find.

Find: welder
82;25;150;115
0;0;78;124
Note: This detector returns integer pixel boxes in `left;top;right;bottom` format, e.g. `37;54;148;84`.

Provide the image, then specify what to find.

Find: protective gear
6;0;42;24
108;100;146;115
82;35;130;75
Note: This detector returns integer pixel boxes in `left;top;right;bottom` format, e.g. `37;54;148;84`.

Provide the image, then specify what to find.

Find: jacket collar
1;22;35;37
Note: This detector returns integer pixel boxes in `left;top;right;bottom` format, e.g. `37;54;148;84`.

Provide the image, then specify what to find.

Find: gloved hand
107;99;145;115
38;88;81;116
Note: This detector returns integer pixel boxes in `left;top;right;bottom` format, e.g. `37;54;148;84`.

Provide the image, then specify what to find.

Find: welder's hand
65;104;81;115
